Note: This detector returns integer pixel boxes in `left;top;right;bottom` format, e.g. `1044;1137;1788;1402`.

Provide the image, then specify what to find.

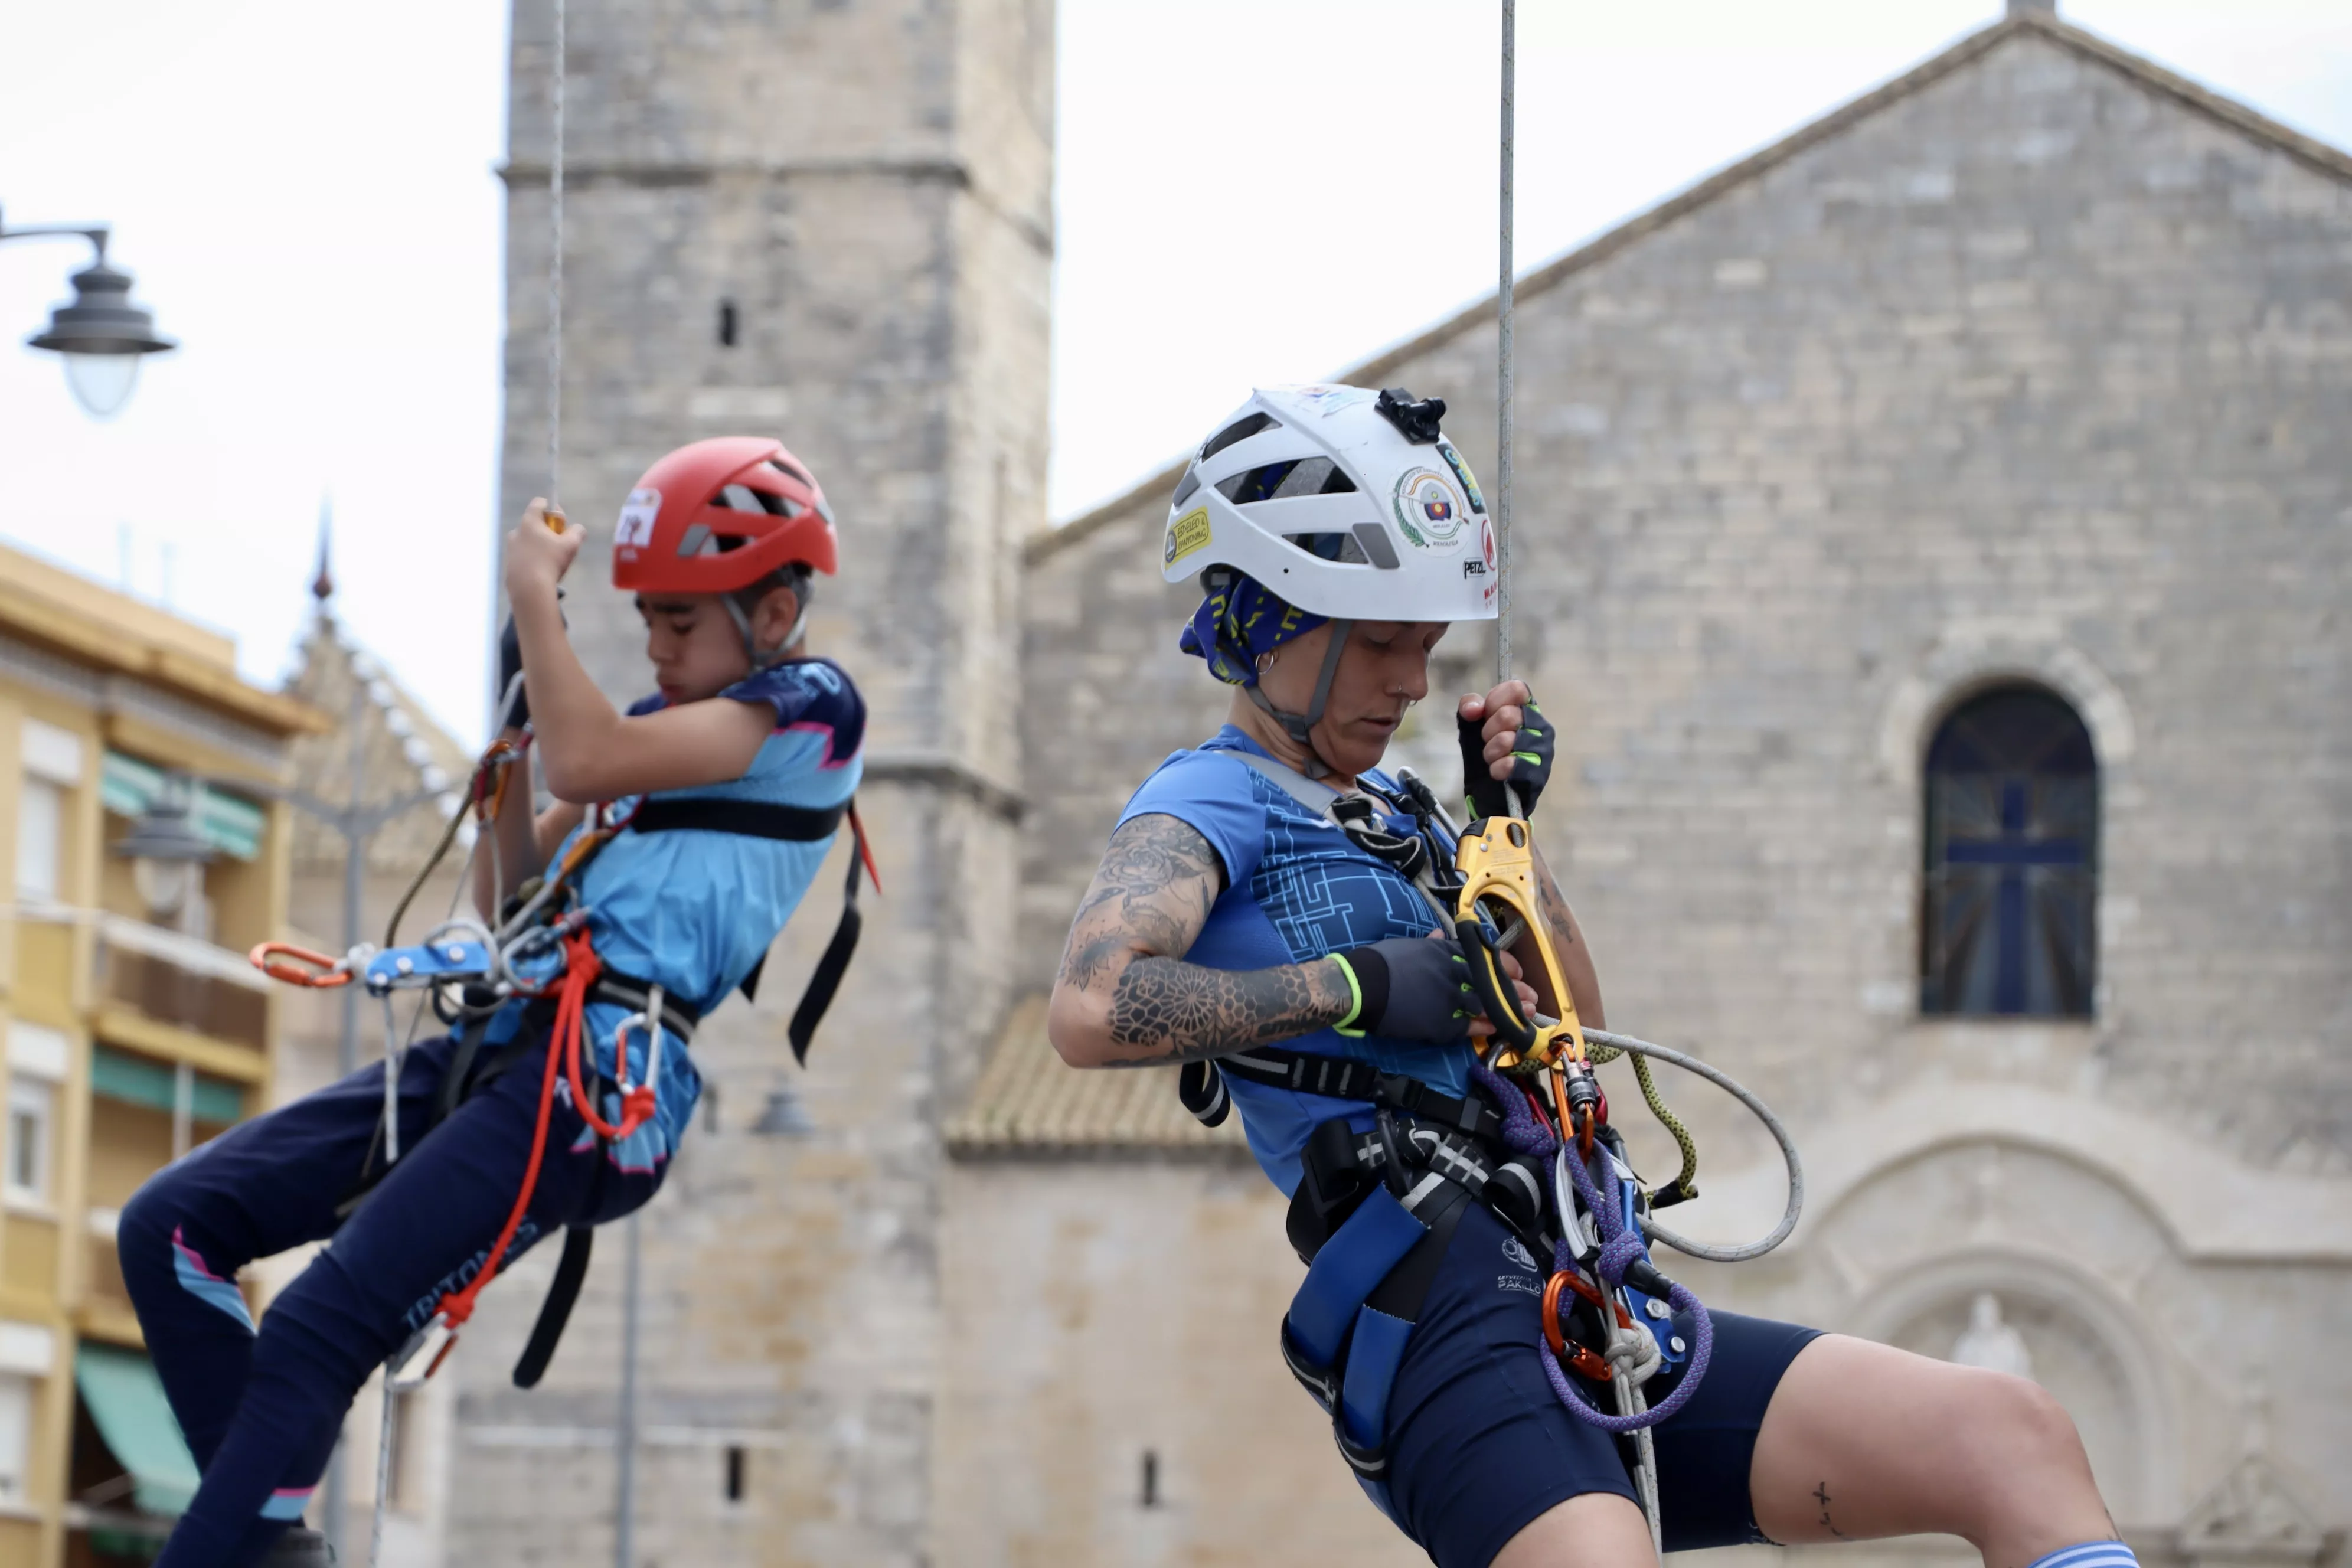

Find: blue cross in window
1945;779;2085;1014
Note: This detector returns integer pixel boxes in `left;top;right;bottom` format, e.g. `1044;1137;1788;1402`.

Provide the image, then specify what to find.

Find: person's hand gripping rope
1458;678;1554;821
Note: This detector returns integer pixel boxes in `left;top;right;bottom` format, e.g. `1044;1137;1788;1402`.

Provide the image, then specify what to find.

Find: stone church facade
429;3;2350;1566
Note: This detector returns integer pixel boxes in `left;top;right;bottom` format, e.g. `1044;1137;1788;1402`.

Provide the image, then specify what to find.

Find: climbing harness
250;765;877;1371
1183;746;1802;1545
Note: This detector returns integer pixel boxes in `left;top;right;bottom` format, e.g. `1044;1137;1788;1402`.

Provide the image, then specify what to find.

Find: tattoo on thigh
1814;1481;1850;1540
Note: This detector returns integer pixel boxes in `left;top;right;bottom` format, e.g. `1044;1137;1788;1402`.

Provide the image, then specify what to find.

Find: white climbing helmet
1159;383;1500;623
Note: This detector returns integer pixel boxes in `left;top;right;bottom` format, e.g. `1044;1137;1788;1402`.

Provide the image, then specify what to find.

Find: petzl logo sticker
1438;441;1487;514
1392;468;1464;547
1165;506;1212;567
615;489;661;554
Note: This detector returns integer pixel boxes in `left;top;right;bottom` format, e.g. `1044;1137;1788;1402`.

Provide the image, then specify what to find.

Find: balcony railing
92;913;270;1051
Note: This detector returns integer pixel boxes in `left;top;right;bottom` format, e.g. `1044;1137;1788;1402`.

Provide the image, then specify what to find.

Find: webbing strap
1224;749;1344;815
1286;1185;1427;1367
628;795;847;842
1339;1307;1414;1453
511;1226;593;1389
1195;1047;1504;1142
786;805;871;1064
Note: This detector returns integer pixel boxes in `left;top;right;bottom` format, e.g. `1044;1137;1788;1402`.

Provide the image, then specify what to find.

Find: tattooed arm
1516;842;1606;1031
1047;813;1354;1069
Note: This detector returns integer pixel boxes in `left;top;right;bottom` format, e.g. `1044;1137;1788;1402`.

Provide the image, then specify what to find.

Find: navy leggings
120;1027;662;1568
1380;1204;1821;1567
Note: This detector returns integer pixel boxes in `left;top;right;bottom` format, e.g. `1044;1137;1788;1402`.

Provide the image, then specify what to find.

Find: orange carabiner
1541;1274;1615;1383
249;942;352;988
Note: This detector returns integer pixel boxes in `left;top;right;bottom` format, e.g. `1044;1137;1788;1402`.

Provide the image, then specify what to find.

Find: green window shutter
74;1343;202;1517
99;753;266;862
90;1045;244;1124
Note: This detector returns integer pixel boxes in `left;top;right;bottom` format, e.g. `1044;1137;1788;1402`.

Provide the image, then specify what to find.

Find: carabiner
250;942;357;988
605;982;666;1141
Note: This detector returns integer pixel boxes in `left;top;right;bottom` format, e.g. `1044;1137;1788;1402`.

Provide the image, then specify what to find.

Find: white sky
2;1;2346;746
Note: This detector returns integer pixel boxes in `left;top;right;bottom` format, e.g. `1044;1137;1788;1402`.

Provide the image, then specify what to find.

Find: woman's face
1258;620;1449;778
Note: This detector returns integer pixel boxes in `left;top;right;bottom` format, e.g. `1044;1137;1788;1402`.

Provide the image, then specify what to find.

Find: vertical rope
547;0;567;508
1495;0;1516;687
367;1380;396;1568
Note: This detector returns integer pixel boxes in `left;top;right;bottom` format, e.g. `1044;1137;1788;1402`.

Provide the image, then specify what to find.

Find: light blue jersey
499;657;866;1171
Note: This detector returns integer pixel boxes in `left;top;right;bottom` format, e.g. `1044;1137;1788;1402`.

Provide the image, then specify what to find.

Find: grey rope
1581;1028;1805;1263
546;0;566;508
1495;0;1515;689
367;1381;397;1568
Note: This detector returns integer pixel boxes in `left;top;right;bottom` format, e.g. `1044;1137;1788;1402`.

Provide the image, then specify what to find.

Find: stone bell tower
471;1;1051;1562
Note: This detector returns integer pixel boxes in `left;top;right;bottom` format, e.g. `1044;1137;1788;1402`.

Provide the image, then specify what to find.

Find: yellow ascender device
1452;812;1703;1201
1451;815;1587;1076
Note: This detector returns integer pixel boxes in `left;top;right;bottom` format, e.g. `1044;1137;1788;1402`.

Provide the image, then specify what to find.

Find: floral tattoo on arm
1056;814;1352;1066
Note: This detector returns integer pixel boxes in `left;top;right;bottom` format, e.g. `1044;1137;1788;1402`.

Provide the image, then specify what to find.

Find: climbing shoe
262;1527;335;1566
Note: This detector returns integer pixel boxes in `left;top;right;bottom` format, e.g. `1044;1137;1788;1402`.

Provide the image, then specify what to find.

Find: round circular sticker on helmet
1391;468;1465;548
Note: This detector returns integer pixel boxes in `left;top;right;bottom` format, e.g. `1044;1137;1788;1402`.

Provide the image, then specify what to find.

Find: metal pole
338;675;365;1079
615;1211;642;1568
1497;0;1517;688
322;672;365;1559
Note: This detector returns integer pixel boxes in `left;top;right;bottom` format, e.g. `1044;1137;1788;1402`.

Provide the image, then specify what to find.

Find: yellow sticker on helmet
1165;506;1212;567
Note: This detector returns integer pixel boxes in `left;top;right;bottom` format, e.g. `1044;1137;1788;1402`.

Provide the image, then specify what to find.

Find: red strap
435;951;580;1331
848;802;881;895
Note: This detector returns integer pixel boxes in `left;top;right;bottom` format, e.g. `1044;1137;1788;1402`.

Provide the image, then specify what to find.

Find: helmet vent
769;457;813;487
1170;466;1202;509
1283;531;1376;566
1216;458;1357;506
1200;412;1280;463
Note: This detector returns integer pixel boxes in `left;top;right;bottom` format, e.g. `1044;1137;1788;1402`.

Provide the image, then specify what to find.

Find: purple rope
1471;1062;1714;1433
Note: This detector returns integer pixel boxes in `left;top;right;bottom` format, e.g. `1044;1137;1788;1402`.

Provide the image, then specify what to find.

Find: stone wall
1011;16;2352;1546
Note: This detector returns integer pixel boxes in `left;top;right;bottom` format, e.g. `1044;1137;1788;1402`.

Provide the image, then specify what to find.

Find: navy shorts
1378;1204;1821;1568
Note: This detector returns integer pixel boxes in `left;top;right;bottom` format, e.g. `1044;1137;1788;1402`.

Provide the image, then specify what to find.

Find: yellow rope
1585;1038;1699;1203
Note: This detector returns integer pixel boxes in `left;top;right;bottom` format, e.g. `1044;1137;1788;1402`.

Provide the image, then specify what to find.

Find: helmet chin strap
723;576;811;670
1244;619;1353;779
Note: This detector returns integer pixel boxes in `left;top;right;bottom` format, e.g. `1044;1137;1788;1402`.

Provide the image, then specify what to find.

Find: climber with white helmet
1048;386;2123;1568
120;437;874;1568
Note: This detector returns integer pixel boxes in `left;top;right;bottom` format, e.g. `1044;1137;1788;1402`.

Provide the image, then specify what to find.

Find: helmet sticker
1391;468;1465;547
1164;506;1213;567
615;488;661;553
1293;384;1376;417
1438;441;1487;515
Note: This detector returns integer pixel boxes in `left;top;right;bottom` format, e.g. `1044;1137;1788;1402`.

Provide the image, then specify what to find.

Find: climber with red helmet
118;438;870;1568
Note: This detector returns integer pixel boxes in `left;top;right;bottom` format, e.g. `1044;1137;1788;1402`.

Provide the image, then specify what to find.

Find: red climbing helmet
610;436;838;594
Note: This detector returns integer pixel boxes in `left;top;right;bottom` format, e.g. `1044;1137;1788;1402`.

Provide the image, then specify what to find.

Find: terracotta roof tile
946;994;1248;1159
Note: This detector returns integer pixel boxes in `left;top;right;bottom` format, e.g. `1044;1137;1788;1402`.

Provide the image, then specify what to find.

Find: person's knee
1946;1370;2092;1520
119;1167;182;1247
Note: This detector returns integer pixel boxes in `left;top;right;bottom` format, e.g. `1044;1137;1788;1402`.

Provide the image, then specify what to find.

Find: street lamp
1;203;177;419
115;780;217;935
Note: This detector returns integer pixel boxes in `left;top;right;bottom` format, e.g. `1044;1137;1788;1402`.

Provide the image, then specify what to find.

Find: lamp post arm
0;217;109;257
175;772;446;844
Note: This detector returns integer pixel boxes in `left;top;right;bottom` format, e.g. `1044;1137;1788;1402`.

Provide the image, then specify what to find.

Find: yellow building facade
0;543;319;1567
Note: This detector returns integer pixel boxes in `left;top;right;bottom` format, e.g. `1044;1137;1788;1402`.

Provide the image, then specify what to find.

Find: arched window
1920;687;2098;1018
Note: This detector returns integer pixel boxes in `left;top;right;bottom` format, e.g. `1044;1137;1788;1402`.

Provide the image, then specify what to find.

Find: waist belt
1179;1046;1505;1144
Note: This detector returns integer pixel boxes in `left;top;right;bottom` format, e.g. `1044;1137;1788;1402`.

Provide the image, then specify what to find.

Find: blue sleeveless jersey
500;657;865;1173
1115;726;1469;1194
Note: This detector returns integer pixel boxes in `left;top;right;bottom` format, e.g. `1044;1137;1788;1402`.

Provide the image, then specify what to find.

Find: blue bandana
1178;573;1328;687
